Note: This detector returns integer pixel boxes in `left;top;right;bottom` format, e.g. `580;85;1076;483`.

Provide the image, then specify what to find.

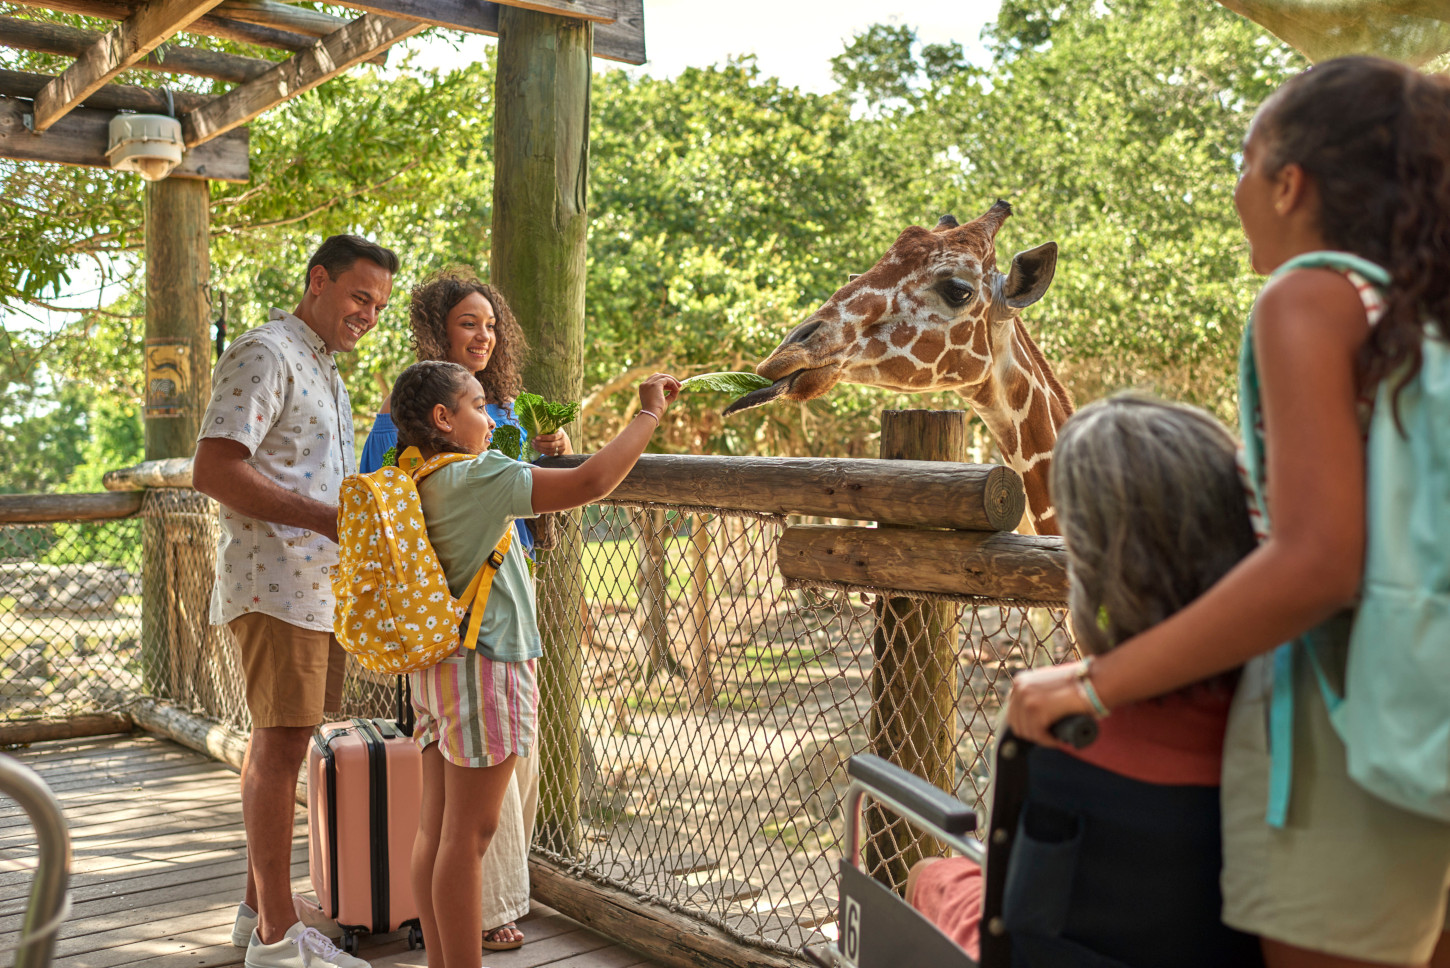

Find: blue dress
359;404;536;555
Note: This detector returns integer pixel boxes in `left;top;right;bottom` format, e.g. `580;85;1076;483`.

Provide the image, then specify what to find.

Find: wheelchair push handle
1050;714;1099;749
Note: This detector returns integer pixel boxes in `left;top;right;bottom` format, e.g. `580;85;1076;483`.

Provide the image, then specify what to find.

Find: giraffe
727;201;1072;534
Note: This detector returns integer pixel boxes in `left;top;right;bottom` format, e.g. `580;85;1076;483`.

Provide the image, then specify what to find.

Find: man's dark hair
302;235;399;292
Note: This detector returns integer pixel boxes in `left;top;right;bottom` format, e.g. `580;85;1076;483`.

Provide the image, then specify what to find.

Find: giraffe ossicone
731;200;1073;534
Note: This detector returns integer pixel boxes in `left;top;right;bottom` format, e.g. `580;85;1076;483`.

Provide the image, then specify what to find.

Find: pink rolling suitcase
307;713;424;953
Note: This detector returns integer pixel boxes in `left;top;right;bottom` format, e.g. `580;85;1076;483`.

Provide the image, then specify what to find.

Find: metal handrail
0;754;71;968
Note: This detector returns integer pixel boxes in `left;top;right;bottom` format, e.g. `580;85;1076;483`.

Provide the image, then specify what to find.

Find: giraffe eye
939;279;974;307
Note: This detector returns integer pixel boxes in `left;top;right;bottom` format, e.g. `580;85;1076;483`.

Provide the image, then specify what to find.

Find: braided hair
390;361;475;456
1258;56;1450;412
409;267;527;405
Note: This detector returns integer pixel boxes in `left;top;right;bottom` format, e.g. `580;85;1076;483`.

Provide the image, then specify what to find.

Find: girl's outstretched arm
527;373;680;514
1008;270;1370;745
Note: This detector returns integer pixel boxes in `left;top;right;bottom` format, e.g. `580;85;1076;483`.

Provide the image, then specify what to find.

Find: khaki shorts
230;612;346;729
1221;641;1450;964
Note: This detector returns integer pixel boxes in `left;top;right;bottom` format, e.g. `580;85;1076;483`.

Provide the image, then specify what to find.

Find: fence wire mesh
0;489;1073;959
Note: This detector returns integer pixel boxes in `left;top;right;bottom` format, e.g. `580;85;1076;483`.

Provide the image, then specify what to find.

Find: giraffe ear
1003;242;1058;309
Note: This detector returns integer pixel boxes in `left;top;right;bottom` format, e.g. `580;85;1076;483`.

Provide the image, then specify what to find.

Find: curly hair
409;267;528;404
1050;394;1257;692
1258;56;1450;412
391;361;475;457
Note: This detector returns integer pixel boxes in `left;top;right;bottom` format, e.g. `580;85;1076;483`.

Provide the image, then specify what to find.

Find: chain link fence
0;487;1071;959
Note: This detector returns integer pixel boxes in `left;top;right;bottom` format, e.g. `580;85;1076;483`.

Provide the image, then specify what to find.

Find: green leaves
489;426;523;462
678;372;773;395
514;392;581;439
381;445;399;468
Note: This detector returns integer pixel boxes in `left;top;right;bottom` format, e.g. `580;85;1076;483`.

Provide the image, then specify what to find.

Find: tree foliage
0;0;1302;492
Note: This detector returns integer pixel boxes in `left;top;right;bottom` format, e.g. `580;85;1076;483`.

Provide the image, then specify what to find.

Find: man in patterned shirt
194;235;397;968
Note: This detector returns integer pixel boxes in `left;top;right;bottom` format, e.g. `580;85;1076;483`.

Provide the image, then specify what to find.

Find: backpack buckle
487;548;506;568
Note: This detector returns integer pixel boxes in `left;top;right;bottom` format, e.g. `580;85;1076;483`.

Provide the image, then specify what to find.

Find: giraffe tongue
722;375;794;416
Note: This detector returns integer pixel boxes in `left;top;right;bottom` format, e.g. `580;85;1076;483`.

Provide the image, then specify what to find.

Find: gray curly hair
1050;393;1257;662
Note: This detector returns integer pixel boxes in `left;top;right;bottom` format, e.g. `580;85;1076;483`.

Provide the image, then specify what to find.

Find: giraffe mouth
722;374;796;416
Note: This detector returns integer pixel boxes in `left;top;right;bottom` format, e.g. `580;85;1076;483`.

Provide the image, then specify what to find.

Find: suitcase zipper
354;718;391;932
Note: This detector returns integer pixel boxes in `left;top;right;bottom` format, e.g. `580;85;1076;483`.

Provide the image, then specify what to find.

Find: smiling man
191;235;397;968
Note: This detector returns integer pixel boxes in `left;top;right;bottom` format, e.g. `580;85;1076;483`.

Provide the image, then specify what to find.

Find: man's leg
245;725;313;944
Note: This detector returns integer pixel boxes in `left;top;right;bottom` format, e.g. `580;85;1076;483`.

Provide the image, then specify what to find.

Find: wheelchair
803;717;1096;968
0;752;71;968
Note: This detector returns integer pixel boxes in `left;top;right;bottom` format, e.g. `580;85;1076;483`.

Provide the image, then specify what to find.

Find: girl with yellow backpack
374;359;677;968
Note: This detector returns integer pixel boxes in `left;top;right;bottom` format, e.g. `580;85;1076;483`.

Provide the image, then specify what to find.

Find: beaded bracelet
1075;656;1111;719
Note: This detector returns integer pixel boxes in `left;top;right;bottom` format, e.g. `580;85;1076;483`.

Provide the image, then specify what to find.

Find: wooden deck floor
0;734;663;968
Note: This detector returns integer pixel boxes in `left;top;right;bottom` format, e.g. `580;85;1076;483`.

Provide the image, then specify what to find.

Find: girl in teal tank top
1008;57;1450;967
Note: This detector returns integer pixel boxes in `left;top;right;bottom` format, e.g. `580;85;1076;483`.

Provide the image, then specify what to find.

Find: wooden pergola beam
31;0;227;132
0;14;273;85
8;1;386;64
0;65;211;112
183;13;426;147
338;0;647;65
212;0;355;39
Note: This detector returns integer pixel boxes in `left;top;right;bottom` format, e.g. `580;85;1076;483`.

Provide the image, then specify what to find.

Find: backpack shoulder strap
1272;250;1391;287
406;448;478;483
458;529;514;651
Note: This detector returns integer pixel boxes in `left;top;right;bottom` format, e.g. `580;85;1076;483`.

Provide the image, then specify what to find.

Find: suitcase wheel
341;930;359;955
408;923;424;950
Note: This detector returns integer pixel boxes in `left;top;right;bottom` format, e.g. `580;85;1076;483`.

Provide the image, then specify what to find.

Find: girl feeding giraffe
389;358;678;968
1009;56;1450;968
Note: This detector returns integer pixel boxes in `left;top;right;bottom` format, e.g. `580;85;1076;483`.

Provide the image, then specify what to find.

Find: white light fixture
107;113;184;181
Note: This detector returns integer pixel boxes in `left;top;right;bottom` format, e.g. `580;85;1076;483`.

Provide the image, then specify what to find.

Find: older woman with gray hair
908;394;1263;967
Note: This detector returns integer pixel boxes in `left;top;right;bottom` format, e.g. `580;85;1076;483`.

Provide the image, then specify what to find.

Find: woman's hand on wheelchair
1007;661;1097;747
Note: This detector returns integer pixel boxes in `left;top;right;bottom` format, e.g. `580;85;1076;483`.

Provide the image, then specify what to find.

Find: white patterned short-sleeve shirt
198;309;356;632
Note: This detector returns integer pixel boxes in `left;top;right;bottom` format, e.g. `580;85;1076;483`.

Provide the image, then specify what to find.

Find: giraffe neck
962;320;1073;535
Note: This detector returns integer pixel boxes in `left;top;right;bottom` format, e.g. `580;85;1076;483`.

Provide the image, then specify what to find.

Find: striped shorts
409;647;538;768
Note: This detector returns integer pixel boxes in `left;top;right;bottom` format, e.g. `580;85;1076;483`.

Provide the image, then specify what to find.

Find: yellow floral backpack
332;446;512;675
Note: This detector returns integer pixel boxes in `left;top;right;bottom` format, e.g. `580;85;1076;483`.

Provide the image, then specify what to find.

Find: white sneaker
232;903;258;947
292;894;344;941
245;923;370;968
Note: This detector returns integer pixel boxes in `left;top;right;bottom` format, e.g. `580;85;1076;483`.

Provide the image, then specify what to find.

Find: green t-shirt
417;451;541;662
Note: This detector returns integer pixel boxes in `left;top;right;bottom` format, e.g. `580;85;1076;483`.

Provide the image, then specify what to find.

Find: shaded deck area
0;734;662;968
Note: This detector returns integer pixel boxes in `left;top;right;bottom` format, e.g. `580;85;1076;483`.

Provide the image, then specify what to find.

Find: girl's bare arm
1007;270;1370;743
526;374;678;514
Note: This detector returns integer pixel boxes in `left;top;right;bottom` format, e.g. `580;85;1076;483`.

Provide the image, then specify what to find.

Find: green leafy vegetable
514;393;581;454
679;371;772;395
381;445;398;468
489;425;523;461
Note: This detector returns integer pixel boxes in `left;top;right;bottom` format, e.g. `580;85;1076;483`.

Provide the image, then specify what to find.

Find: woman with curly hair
358;266;569;953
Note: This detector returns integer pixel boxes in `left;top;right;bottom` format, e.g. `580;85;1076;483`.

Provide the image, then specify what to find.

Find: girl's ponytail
391;361;475;456
1370;69;1450;408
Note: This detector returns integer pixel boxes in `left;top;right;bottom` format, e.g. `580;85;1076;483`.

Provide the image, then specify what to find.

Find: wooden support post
864;410;964;893
685;513;714;709
491;5;592;854
141;176;211;699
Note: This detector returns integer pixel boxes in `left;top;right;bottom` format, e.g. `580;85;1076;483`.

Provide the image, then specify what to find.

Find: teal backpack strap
1257;250;1389;828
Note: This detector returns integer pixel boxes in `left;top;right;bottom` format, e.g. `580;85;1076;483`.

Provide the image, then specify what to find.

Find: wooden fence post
141;176;210;699
865;410;965;892
491;5;592;854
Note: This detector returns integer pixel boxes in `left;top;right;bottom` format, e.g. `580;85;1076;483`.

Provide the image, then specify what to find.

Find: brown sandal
481;922;525;951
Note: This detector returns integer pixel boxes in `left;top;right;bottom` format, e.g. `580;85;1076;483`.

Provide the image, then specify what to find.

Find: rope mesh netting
0;490;1073;956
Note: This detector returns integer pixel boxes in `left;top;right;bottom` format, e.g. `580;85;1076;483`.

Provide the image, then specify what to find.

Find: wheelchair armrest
846;754;977;836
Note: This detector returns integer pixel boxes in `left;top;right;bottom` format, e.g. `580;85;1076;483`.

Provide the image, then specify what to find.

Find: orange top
1065;687;1233;787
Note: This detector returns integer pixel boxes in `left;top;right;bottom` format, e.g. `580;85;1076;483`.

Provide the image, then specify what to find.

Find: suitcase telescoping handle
394;677;415;737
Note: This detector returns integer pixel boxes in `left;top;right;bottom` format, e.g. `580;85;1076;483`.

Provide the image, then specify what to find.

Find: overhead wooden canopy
0;0;646;182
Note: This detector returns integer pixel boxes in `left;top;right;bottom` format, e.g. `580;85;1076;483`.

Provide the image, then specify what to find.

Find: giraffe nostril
784;320;821;345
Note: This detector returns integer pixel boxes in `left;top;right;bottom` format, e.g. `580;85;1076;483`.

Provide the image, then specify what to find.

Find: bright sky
411;0;1005;90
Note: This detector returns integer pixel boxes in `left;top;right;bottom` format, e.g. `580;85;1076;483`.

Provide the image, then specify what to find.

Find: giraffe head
728;201;1058;411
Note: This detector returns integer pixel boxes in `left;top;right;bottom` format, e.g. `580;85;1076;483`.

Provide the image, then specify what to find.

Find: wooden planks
182;13;427;146
0;95;250;181
31;0;229;132
0;734;666;968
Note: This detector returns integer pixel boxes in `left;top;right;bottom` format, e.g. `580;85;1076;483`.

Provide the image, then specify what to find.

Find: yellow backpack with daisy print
332;446;512;675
